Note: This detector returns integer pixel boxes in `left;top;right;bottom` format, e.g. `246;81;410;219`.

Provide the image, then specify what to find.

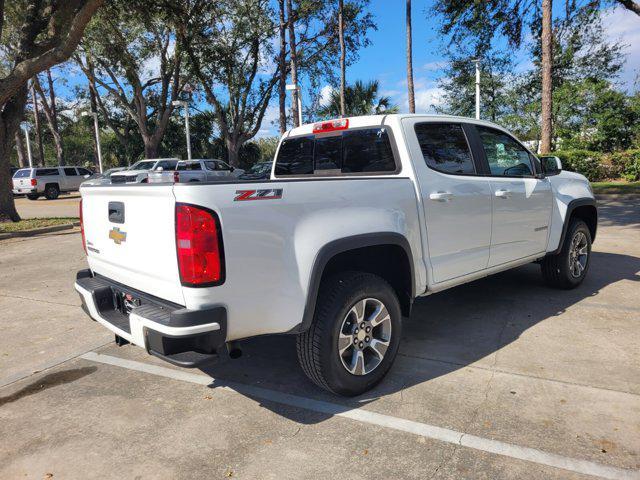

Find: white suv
12;166;93;200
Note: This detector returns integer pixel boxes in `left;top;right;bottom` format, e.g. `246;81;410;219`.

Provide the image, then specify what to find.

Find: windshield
13;169;32;178
129;161;157;170
251;163;271;173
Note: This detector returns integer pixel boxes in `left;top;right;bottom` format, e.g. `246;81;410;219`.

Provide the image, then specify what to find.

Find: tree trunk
31;82;45;166
14;131;27;168
406;0;415;113
88;79;100;167
46;70;64;165
278;0;287;134
286;0;300;127
144;137;160;159
616;0;640;15
338;0;346;118
540;0;553;154
226;139;240;168
0;87;28;222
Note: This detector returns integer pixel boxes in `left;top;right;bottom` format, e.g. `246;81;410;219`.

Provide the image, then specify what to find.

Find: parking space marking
81;352;638;480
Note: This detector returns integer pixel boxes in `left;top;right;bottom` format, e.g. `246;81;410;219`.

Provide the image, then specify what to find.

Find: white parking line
81;352;639;480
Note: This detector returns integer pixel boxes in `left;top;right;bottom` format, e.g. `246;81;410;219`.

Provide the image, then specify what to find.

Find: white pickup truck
75;115;597;396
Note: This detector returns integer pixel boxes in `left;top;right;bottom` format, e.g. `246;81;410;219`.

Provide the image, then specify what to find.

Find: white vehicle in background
110;158;179;184
148;159;245;183
75;114;597;396
12;166;93;200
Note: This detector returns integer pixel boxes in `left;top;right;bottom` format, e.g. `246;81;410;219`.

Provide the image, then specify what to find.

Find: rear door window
63;167;78;176
414;123;476;175
36;168;59;176
77;168;92;176
274;128;396;176
156;160;178;170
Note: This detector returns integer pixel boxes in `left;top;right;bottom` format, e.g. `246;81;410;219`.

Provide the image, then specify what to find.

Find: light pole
172;100;192;161
21;123;33;168
286;84;303;127
81;111;103;173
471;58;481;120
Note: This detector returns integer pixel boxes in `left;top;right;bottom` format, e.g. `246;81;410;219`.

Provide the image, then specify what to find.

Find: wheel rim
569;231;588;278
337;298;392;376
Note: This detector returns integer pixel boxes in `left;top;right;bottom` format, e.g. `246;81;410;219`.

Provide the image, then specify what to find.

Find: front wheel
296;271;402;396
541;219;592;289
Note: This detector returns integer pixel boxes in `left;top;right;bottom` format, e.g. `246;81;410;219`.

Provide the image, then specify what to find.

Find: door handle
495;189;512;199
429;191;454;202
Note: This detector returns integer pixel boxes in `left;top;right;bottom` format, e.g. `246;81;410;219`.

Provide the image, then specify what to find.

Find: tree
0;0;103;221
318;80;399;118
278;0;287;134
287;0;301;127
182;0;281;167
406;0;415;113
33;68;64;165
76;0;186;159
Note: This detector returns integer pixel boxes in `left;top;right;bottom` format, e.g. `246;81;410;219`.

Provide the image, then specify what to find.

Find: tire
26;193;40;200
541;219;592;289
44;184;59;200
296;271;402;396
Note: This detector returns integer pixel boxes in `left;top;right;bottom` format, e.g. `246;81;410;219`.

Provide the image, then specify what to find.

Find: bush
608;150;640;182
552;150;604;181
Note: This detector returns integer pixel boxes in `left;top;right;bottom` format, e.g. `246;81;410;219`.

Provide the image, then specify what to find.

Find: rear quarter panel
174;178;423;341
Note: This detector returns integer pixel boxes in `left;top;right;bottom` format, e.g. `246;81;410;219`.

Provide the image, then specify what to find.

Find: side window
63;167;78;176
216;161;231;171
37;168;59;176
189;162;202;171
477;127;534;177
414;123;475;175
156;160;177;171
274;136;314;175
204;161;216;171
77;168;92;176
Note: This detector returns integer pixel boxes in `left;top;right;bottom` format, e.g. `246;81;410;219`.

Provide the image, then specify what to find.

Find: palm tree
540;0;553;153
338;0;346;117
318;80;399;118
406;0;415;113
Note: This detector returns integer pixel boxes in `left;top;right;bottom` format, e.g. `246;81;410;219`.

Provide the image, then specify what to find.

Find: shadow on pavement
199;249;640;425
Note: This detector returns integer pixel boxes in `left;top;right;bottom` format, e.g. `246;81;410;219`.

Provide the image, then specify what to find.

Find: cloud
601;6;640;89
319;85;333;107
422;61;446;72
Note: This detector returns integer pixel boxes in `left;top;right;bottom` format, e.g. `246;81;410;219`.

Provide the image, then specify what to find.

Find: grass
590;181;640;194
0;217;79;233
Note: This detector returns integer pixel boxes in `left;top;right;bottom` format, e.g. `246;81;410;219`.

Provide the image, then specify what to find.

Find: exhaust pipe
226;341;242;359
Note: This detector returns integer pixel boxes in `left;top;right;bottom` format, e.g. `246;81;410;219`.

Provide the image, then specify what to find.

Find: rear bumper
12;187;36;194
75;269;226;367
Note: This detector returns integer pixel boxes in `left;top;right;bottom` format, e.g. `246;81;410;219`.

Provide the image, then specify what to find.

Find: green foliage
609;150;640;181
553;150;604;181
252;137;280;162
316;80;398;118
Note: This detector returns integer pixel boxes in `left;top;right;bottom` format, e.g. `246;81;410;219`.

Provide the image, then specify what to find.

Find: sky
56;1;640;139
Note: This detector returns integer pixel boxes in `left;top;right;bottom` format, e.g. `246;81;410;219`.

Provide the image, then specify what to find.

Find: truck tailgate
81;185;184;305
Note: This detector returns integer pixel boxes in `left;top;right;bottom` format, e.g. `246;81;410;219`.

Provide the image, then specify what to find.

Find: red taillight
175;204;224;286
313;118;349;134
173;171;180;183
79;199;87;254
30;178;37;186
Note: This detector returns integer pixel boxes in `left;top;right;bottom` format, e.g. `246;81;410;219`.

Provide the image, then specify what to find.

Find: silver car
12;166;93;200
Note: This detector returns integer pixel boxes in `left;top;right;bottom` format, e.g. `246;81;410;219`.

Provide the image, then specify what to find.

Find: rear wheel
541;219;592;289
44;184;59;200
296;271;402;396
26;193;39;200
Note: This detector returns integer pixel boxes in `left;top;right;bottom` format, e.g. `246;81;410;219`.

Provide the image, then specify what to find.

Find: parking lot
0;196;638;480
13;193;81;219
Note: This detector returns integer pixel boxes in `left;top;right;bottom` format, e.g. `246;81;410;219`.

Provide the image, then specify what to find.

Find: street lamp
471;58;481;120
20;122;33;168
286;84;303;127
172;100;192;161
81;111;103;173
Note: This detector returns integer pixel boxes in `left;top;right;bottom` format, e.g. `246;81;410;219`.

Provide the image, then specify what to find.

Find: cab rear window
274;128;397;176
13;169;32;178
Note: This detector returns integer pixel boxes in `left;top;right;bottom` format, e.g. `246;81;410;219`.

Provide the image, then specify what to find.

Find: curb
0;221;80;240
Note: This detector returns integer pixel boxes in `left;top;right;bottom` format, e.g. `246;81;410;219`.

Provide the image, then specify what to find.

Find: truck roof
284;113;509;139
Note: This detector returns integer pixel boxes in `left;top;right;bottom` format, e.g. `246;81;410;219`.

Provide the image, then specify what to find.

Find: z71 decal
234;189;283;201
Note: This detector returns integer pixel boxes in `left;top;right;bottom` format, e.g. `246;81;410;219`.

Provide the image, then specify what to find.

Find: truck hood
111;169;150;177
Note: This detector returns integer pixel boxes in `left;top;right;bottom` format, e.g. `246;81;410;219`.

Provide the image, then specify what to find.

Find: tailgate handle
108;202;125;224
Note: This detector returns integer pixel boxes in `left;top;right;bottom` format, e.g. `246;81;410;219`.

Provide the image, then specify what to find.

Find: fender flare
549;198;598;255
292;232;415;334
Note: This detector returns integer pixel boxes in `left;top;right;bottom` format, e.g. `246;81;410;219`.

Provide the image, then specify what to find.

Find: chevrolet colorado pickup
75;114;597;396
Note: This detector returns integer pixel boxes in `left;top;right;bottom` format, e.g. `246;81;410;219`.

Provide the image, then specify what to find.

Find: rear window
274;127;396;176
36;168;59;176
414;123;475;175
63;167;78;176
177;162;202;171
13;169;32;178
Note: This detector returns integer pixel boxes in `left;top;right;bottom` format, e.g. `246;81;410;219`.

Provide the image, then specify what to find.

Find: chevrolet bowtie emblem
109;227;127;245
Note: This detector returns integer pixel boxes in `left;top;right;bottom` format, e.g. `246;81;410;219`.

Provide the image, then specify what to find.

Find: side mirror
230;166;235;172
540;156;562;176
